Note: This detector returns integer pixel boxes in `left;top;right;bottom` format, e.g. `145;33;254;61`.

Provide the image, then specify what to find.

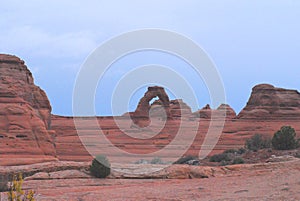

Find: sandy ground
1;159;297;201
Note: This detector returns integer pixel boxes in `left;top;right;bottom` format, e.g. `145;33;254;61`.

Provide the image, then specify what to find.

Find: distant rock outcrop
150;99;192;118
192;104;236;120
0;54;56;163
217;104;236;119
130;86;172;127
237;84;300;119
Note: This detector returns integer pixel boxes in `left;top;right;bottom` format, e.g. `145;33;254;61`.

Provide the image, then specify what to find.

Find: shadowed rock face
0;54;56;161
237;84;300;119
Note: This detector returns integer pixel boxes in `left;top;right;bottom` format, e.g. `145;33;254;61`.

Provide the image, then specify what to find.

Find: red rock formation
150;99;192;118
193;104;212;119
237;84;300;119
217;104;236;119
1;54;300;166
131;86;172;127
192;104;236;120
0;54;56;165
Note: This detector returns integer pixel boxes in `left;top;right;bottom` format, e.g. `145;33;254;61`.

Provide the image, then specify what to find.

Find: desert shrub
232;157;245;164
0;174;9;192
223;148;246;155
8;173;35;201
223;149;238;154
174;155;197;164
220;160;231;166
237;147;247;154
150;157;164;164
272;126;299;150
134;159;149;164
209;153;231;163
90;155;111;178
245;134;271;151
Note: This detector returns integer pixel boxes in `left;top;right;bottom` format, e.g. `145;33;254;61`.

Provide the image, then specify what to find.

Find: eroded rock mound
150;99;192;118
0;54;56;164
192;104;236;120
217;104;236;119
237;84;300;119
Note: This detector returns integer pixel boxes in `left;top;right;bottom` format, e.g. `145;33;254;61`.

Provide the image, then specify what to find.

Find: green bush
272;126;299;150
209;153;231;162
174;155;197;164
232;157;245;164
220;160;231;166
237;147;247;154
223;149;238;154
90;155;111;178
245;134;271;151
150;157;164;164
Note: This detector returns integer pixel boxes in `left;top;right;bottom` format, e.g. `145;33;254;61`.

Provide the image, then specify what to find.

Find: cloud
0;25;98;58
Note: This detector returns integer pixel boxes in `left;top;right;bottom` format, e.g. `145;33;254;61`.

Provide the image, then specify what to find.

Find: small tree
272;126;299;150
90;155;111;178
7;173;35;201
245;134;271;151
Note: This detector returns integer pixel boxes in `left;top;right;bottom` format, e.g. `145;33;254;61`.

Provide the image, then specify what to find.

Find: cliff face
0;54;56;164
237;84;300;119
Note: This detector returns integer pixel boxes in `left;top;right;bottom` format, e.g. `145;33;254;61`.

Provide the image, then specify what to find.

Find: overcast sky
1;1;300;116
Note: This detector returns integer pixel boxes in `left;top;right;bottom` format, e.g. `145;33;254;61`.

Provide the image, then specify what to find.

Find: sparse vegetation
135;157;168;165
174;155;198;165
7;173;35;201
90;155;111;178
209;153;231;163
245;134;271;151
150;157;164;164
272;126;299;150
232;157;245;164
209;147;247;166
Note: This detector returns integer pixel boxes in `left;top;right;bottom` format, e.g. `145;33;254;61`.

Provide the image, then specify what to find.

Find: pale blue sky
1;1;300;116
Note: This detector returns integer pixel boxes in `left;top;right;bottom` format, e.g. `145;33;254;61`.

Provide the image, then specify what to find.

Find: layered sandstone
237;84;300;119
192;104;236;120
150;99;192;118
0;54;56;165
1;54;300;166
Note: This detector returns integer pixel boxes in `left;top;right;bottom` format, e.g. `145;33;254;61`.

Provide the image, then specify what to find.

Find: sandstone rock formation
0;54;56;164
130;86;172;127
217;104;236;119
237;84;300;119
194;104;212;119
150;99;192;118
192;104;236;120
1;54;300;166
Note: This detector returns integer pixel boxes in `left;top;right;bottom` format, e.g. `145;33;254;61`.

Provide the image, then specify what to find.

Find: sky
1;1;300;116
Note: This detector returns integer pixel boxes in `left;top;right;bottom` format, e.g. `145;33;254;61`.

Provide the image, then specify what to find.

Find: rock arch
131;86;172;127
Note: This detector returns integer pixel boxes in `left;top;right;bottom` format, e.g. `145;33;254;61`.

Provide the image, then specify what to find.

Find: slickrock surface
0;158;299;201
